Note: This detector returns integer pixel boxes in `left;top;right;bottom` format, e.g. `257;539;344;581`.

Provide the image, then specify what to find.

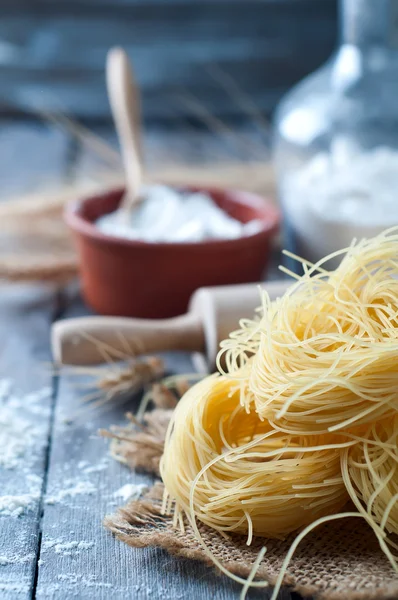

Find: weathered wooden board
35;296;296;599
0;284;56;599
0;0;337;119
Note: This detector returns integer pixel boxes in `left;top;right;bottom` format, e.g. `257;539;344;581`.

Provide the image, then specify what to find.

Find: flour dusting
42;539;94;556
0;379;51;470
45;480;96;505
114;483;149;502
0;471;42;518
78;458;108;474
56;573;112;589
0;378;46;518
0;552;35;566
0;493;39;517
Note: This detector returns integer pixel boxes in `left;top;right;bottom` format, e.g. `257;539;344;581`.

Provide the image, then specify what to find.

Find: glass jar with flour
274;0;398;271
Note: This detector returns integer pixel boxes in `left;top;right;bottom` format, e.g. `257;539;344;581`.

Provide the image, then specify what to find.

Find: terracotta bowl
65;185;280;318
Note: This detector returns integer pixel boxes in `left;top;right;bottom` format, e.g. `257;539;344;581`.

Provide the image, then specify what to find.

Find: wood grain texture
0;284;56;599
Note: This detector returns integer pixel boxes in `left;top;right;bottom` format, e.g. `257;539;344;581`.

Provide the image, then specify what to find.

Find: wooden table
0;122;302;599
0;284;304;600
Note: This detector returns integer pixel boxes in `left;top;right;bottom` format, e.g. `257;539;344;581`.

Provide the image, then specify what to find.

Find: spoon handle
106;47;142;211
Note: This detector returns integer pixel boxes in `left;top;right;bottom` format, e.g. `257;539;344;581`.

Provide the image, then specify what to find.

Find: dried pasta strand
160;228;398;598
219;228;398;434
161;376;349;540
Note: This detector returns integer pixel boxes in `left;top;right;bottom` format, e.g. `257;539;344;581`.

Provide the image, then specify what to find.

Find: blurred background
0;0;337;191
0;0;336;120
0;0;339;285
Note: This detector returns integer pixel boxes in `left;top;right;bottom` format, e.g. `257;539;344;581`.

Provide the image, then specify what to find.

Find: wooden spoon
106;47;143;215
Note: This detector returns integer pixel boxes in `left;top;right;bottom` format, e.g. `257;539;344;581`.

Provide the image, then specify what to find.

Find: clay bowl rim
65;184;280;251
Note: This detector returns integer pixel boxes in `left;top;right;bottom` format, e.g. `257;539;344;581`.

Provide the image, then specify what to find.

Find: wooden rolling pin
52;280;289;367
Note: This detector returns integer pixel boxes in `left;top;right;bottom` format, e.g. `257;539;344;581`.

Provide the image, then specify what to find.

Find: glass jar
273;0;398;271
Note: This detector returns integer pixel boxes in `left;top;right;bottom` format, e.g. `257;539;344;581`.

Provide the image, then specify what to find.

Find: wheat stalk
61;356;165;417
101;373;200;473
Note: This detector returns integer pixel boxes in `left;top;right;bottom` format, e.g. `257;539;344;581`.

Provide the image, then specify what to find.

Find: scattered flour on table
77;458;109;474
114;483;149;502
0;380;48;517
0;379;51;470
0;473;43;517
0;552;35;566
77;461;90;470
0;493;40;517
45;480;96;505
26;473;42;486
57;573;112;589
42;539;94;556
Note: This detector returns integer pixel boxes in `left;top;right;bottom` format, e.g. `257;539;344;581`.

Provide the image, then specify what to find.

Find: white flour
282;146;398;268
114;483;149;502
57;574;112;589
45;480;96;505
77;458;108;474
0;379;50;470
96;184;262;243
0;380;51;518
0;493;40;517
42;539;94;556
0;552;35;565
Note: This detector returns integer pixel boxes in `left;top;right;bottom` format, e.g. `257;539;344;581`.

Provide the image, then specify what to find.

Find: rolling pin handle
51;280;290;366
190;280;290;367
51;313;205;366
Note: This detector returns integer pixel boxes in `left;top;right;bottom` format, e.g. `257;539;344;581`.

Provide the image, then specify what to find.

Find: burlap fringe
103;408;398;600
102;408;172;475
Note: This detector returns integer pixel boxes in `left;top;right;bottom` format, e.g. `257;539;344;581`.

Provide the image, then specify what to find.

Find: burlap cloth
103;409;398;600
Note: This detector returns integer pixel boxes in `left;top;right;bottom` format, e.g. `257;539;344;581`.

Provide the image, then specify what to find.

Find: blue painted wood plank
36;295;294;599
0;0;337;119
0;285;56;599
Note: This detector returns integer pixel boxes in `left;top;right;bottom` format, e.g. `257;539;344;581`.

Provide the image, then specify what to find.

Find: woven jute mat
103;409;398;600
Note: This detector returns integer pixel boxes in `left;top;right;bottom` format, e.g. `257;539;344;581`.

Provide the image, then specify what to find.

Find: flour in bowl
96;185;262;243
